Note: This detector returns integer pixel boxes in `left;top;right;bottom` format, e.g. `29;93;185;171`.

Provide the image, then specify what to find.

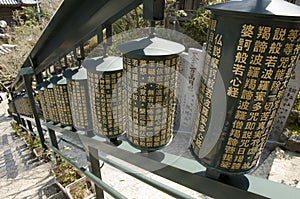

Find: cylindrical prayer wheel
14;95;23;115
44;82;60;123
50;75;73;127
191;0;300;174
14;94;32;116
84;56;124;138
8;101;16;114
118;36;185;151
37;81;51;121
63;67;93;131
22;94;33;116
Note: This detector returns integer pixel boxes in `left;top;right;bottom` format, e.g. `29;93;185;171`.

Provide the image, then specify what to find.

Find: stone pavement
0;93;62;199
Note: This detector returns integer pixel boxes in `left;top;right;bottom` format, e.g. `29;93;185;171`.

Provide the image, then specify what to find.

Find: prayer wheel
191;0;300;174
84;56;124;138
50;75;73;127
63;67;93;131
118;36;185;151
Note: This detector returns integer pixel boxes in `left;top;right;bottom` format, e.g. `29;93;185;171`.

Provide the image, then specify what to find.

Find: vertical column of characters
192;17;223;155
221;24;255;170
88;72;98;133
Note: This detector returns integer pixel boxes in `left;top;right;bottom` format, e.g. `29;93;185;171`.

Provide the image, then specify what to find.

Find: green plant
293;92;300;112
11;121;23;135
68;178;94;199
28;137;42;150
52;160;82;187
286;124;300;136
181;8;210;45
112;5;146;35
0;0;63;81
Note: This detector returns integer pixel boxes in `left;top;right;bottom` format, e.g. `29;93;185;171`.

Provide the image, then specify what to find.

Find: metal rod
105;24;112;46
9;91;22;124
46;142;127;199
23;74;47;149
26;120;34;133
35;73;43;84
97;27;103;44
64;56;68;68
21;118;26;128
205;168;221;180
19;124;35;137
149;20;156;38
97;151;196;199
80;44;85;60
60;137;85;151
89;146;105;199
48;128;59;149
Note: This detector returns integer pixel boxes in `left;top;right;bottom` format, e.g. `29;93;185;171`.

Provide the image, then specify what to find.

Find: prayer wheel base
202;168;250;190
190;147;258;176
109;137;122;146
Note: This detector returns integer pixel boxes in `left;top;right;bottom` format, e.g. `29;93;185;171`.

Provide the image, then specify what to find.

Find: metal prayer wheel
37;81;51;121
14;94;32;116
14;95;23;115
22;94;33;116
118;36;185;151
63;67;93;131
8;101;16;114
44;82;60;123
83;56;124;138
50;75;73;127
191;0;300;175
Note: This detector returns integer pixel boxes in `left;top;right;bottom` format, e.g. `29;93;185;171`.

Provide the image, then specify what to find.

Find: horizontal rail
46;141;127;199
19;124;36;137
44;121;300;199
60;137;85;151
81;135;267;199
45;122;269;199
97;151;196;199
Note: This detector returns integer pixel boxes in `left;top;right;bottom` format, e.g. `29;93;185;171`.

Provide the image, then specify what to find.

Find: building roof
0;0;20;6
0;0;36;6
0;44;16;55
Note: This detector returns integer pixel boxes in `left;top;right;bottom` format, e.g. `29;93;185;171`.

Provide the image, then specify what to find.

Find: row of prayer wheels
35;0;300;175
37;44;183;150
9;94;33;116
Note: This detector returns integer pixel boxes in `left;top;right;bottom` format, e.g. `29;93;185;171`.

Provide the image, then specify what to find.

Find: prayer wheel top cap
117;36;185;56
36;80;50;91
46;82;54;89
49;74;67;85
83;56;123;73
207;0;300;19
63;67;87;80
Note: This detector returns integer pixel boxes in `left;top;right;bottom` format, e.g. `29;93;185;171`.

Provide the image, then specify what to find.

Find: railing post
10;90;22;124
85;130;104;198
48;128;59;149
20;67;47;149
26;120;34;133
47;127;60;163
21;118;26;127
35;72;43;84
88;146;105;199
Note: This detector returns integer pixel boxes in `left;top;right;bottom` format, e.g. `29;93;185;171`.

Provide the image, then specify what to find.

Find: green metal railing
46;142;127;199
